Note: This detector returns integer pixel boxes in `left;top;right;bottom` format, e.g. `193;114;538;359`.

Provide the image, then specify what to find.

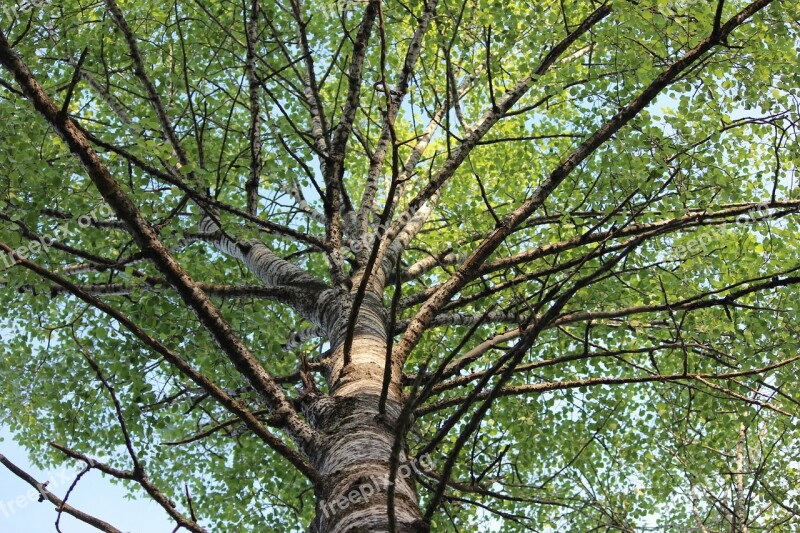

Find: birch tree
1;0;799;530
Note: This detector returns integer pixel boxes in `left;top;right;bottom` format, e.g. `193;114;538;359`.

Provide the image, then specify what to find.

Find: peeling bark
306;287;425;532
310;391;426;533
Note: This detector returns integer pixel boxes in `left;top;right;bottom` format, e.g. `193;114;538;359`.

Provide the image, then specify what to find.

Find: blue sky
0;427;174;533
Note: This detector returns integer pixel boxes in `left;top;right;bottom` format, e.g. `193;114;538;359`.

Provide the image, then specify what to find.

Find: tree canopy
1;0;799;530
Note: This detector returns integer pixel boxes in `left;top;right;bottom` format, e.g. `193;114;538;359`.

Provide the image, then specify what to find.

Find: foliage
1;0;799;530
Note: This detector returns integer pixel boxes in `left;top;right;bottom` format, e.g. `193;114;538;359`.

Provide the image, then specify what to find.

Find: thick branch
198;215;341;331
0;241;319;481
416;362;800;416
0;37;317;452
356;0;439;241
393;0;776;364
0;454;123;533
245;0;263;216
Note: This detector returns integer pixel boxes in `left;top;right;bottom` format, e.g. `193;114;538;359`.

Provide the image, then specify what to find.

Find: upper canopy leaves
1;0;799;530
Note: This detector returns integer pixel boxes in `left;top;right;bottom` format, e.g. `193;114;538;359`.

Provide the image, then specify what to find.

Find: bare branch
245;0;263;215
0;454;124;533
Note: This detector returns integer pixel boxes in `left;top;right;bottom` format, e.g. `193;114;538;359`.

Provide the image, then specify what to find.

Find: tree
0;0;798;530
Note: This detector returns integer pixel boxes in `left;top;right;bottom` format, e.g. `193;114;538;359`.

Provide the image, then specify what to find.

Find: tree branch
0;454;124;533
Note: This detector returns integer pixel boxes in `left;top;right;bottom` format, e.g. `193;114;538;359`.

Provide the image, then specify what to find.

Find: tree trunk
310;295;428;532
310;390;427;532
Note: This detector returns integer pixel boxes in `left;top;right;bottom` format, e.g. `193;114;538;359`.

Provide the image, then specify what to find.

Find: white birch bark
310;291;425;532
